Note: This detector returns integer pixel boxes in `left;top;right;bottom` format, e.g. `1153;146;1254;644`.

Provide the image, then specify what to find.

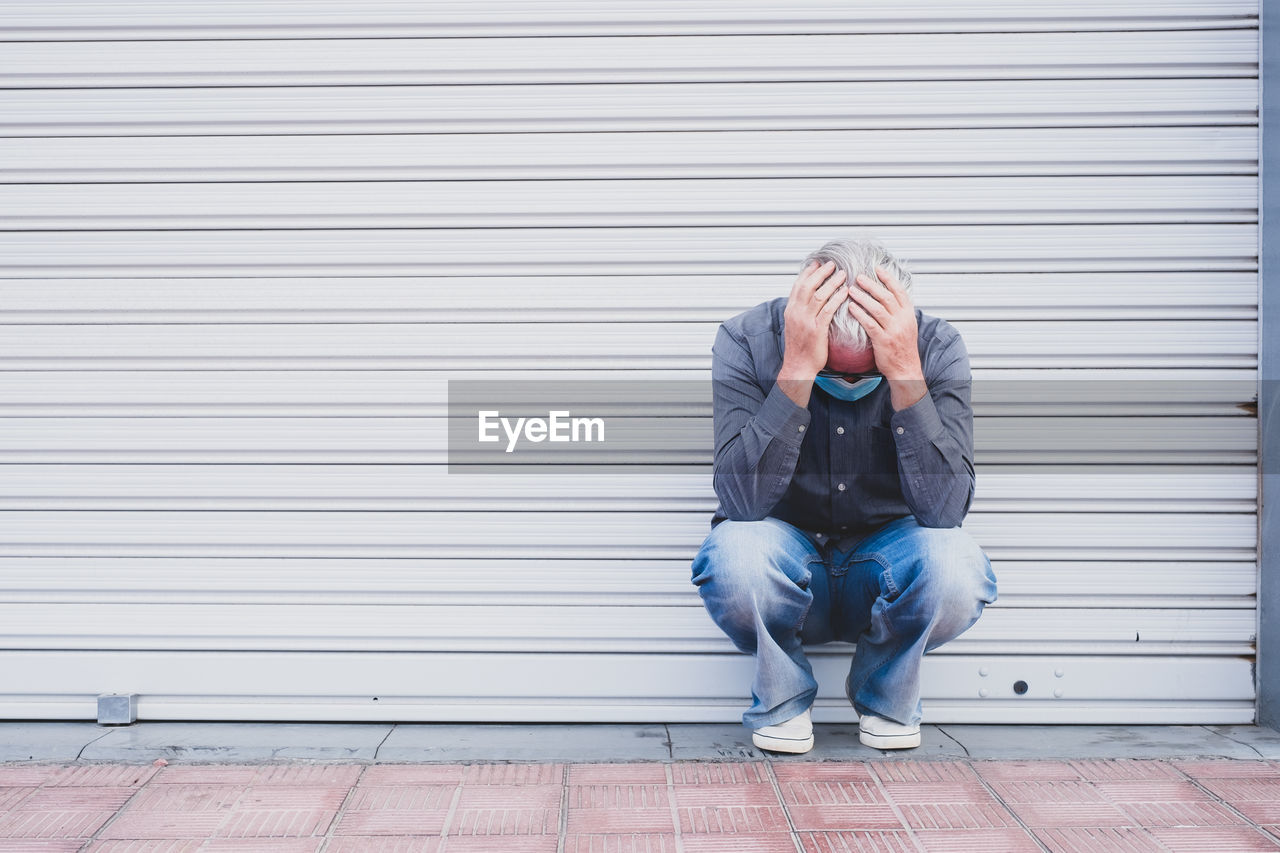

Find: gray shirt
709;296;976;547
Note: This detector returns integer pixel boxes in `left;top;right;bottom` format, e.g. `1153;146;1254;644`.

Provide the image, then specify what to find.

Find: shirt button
836;426;844;434
837;483;846;491
798;425;805;432
840;524;848;530
896;426;905;435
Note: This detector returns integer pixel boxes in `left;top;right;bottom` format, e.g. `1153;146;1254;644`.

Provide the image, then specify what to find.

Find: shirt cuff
759;381;812;446
889;387;944;455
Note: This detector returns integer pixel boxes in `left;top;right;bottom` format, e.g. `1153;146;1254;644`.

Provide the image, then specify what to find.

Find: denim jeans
690;515;998;729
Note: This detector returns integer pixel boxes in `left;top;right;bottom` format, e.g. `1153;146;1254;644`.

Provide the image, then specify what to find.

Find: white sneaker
751;707;814;754
858;714;921;750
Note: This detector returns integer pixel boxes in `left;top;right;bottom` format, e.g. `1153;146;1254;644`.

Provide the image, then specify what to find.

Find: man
690;237;998;753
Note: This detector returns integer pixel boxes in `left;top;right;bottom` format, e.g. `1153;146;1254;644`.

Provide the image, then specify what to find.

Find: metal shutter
0;0;1260;723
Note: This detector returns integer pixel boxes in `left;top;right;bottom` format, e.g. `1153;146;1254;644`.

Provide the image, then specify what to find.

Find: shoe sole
752;731;815;754
859;729;921;750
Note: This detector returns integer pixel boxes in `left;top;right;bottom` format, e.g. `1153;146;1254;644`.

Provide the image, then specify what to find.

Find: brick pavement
0;758;1278;852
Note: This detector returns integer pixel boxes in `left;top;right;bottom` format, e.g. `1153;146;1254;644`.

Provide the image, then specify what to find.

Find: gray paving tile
0;722;108;762
4;722;1278;765
80;722;391;762
666;723;767;760
377;723;671;762
1205;724;1280;758
940;725;1262;760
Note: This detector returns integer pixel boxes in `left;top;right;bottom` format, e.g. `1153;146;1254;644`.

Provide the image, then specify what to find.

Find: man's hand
777;259;848;407
847;265;927;410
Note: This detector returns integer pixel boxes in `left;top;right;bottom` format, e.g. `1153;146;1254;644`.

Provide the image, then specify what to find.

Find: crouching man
690;238;998;753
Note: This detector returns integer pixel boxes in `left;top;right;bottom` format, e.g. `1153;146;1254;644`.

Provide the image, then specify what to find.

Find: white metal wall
0;0;1261;723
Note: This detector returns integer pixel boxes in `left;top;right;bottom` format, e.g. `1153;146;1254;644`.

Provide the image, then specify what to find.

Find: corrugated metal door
0;1;1260;723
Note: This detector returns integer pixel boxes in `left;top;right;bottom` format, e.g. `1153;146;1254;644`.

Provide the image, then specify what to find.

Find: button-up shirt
709;296;976;545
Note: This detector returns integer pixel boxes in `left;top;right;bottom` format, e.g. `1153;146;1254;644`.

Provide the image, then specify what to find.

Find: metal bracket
97;694;138;725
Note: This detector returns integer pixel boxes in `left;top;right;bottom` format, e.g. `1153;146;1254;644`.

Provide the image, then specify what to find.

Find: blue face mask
813;372;883;402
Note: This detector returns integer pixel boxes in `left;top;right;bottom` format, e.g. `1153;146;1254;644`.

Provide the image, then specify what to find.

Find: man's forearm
712;380;810;521
888;373;927;412
890;385;975;528
776;356;817;409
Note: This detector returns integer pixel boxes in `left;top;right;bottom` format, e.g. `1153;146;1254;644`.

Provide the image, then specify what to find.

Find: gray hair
800;237;914;351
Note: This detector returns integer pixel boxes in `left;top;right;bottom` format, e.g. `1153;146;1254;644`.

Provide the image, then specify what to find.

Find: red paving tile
683;832;796;852
46;765;160;788
562;833;677;852
871;761;981;783
567;764;669;785
974;760;1084;781
565;807;675;834
358;766;464;786
332;808;449;836
898;801;1018;830
1173;760;1280;778
461;764;564;785
1227;800;1280;825
1033;826;1165;852
212;807;338;838
454;784;560;808
1092;780;1209;801
678;804;792;834
15;786;137;812
1116;800;1246;827
83;842;210;852
1005;800;1134;828
443;836;558;852
989;780;1107;803
95;809;228;840
788;802;904;830
914;827;1043;851
669;762;771;784
795;829;917;852
149;766;260;786
1147;825;1280;851
324;839;440;852
568;783;668;808
203;840;324;852
0;809;118;839
0;766;65;787
773;762;876;783
124;783;242;812
447;806;560;836
673;782;780;807
779;779;885;805
878;780;998;803
1070;759;1187;781
0;789;34;812
8;757;1280;850
1198;777;1280;800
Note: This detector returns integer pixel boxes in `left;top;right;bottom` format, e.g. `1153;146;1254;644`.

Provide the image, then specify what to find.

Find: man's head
800;237;914;374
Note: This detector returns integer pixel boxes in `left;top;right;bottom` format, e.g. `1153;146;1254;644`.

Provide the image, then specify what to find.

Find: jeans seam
847;551;898;598
791;558;819;634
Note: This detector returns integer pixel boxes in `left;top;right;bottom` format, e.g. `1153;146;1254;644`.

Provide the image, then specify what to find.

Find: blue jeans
690;515;998;729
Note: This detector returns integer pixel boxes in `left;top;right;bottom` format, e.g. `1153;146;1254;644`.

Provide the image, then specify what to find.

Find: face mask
813;372;883;402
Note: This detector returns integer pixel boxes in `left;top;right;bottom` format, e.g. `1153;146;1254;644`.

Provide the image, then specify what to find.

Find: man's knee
901;528;998;633
691;518;814;589
690;519;816;629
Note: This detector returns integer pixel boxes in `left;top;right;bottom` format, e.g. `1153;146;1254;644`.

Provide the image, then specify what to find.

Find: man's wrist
887;367;927;411
778;355;820;382
777;357;819;407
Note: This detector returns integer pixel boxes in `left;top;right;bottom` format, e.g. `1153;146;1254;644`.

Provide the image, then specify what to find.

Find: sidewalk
2;723;1280;851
